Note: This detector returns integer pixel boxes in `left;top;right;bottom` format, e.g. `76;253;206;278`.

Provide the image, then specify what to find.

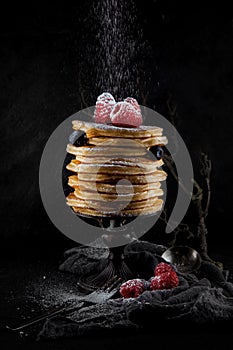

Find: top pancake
72;120;163;138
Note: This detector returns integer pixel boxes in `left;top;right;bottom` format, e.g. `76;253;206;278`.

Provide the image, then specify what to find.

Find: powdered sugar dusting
78;0;151;102
93;0;143;99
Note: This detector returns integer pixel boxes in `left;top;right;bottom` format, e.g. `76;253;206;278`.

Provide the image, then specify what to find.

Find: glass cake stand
74;211;155;293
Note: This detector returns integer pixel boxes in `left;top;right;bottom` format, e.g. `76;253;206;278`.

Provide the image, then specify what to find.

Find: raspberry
124;97;141;112
110;101;142;127
94;92;115;124
150;271;179;290
154;262;175;276
97;92;115;104
120;279;146;298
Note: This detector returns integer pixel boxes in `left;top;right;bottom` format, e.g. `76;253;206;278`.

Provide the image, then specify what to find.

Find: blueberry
154;146;164;160
72;131;87;146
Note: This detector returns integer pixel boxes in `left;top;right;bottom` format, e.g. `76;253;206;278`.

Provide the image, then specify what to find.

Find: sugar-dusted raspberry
150;271;179;290
97;92;115;104
154;262;175;276
124;97;141;112
94;92;115;124
110;101;142;127
120;278;146;298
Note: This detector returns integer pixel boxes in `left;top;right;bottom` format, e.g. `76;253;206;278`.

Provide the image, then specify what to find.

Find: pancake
70;199;163;217
75;170;167;183
66;143;147;157
68;176;161;194
88;136;168;147
67;193;161;211
73;187;163;202
66;159;163;175
74;156;162;165
72;120;163;138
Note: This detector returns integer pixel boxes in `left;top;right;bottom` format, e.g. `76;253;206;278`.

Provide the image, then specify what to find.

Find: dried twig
160;95;222;267
79;90;88;109
192;154;222;267
159;208;193;246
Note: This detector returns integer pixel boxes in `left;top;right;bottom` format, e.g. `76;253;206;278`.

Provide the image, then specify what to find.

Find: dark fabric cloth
38;241;233;340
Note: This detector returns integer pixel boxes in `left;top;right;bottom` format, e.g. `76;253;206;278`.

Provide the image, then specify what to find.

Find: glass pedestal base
77;245;134;293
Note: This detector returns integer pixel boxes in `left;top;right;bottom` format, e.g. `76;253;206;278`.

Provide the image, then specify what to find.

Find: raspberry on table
150;271;179;290
110;101;142;127
154;262;175;276
94;92;115;124
120;279;146;298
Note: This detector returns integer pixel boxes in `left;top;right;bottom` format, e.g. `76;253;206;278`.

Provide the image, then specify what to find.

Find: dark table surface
1;240;233;350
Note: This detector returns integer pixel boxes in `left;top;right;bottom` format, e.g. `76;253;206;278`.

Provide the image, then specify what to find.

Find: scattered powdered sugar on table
36;242;233;340
27;274;81;309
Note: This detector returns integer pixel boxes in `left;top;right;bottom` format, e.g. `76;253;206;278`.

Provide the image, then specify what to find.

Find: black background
1;0;233;254
1;0;233;348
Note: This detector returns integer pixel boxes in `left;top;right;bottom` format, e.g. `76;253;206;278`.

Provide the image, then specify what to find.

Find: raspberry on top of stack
66;93;168;217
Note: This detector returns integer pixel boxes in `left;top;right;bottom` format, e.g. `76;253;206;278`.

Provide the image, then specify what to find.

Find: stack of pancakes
66;120;168;217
